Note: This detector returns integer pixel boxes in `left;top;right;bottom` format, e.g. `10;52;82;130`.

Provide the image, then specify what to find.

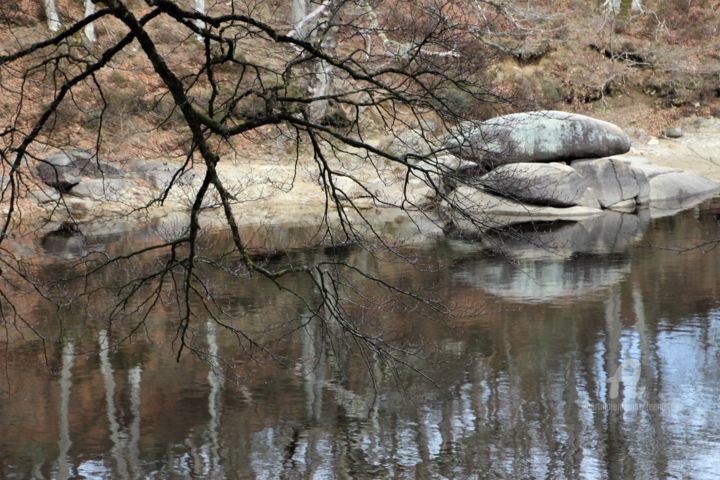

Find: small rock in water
663;126;683;139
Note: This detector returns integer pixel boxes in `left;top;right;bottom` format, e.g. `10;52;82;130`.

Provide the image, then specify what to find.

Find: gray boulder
419;154;476;173
445;186;602;231
626;162;679;180
29;187;61;205
69;178;133;202
571;158;648;207
36;154;81;192
443;111;631;165
129;160;199;190
663;126;683;138
477;162;599;208
648;170;720;202
606;198;637;213
333;176;436;208
381;128;440;159
36;150;122;192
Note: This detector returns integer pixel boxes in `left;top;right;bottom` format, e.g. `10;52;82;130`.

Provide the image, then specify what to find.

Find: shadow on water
4;199;720;478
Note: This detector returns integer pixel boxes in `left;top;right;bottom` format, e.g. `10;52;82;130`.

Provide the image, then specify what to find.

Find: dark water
3;201;720;479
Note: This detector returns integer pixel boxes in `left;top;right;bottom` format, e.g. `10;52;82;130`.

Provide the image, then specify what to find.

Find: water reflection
98;330;142;479
3;202;720;478
453;211;647;302
57;341;74;480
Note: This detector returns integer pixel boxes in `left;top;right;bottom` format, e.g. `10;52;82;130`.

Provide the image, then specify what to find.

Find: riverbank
7;116;720;260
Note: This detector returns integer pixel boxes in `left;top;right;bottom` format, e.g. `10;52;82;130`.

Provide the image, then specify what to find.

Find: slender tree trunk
195;0;205;42
307;2;337;123
43;0;60;33
292;0;307;38
84;0;96;43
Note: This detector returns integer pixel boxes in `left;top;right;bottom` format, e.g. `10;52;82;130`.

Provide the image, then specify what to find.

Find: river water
3;200;720;479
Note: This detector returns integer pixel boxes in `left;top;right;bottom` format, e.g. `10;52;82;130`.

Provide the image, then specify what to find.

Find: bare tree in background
0;0;525;364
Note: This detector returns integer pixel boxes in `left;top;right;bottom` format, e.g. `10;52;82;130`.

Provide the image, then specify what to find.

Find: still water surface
3;201;720;479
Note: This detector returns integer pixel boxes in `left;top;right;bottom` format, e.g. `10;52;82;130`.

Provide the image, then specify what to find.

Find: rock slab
478;162;598;208
445;186;602;231
570;158;648;208
444;111;631;165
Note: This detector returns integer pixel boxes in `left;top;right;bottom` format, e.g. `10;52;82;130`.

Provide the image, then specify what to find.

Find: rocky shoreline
11;113;720;259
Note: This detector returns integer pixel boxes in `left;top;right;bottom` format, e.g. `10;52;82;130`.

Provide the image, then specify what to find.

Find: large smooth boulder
648;170;720;202
36;154;81;192
571;158;648;207
443;111;631;166
36;150;121;192
616;158;680;179
445;186;602;231
129;160;199;190
381;128;440;159
69;178;134;202
477;162;599;208
333;176;436;208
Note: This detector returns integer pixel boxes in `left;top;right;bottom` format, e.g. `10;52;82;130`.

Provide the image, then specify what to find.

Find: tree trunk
43;0;60;33
307;2;337;123
84;0;96;43
292;0;307;38
195;0;205;42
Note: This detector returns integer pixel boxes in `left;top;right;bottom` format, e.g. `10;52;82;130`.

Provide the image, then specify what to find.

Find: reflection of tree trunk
470;356;492;473
502;320;527;476
415;405;432;477
99;330;129;479
604;286;628;479
578;324;607;470
207;320;224;476
563;323;583;480
538;352;560;478
632;286;668;476
58;341;75;480
127;366;142;480
301;313;325;421
99;330;143;480
32;457;47;480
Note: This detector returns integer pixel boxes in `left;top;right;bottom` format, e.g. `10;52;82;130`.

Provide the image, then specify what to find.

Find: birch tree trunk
84;0;96;43
292;0;307;39
307;2;337;123
43;0;61;33
605;0;641;14
195;0;205;42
